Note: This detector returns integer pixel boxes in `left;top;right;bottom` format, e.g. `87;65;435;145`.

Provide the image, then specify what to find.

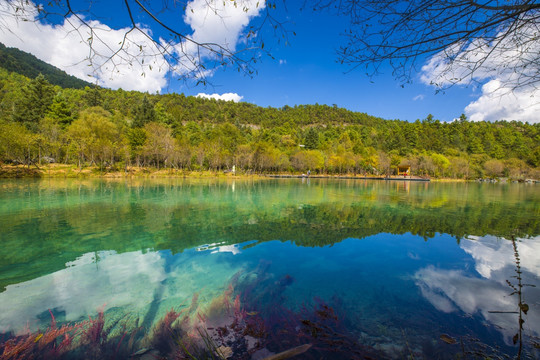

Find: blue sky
0;0;538;123
185;5;474;122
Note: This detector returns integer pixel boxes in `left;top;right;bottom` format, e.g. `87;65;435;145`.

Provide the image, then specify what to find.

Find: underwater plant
3;244;537;360
0;310;80;360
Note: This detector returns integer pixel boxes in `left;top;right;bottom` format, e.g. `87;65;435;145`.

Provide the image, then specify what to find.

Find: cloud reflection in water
0;249;241;335
415;236;540;343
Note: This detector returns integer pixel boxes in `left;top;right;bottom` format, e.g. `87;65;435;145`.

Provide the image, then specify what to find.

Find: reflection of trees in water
1;222;538;358
3;237;536;359
1;180;538;288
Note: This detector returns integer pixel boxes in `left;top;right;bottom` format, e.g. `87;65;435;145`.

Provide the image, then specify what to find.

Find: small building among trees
397;165;411;177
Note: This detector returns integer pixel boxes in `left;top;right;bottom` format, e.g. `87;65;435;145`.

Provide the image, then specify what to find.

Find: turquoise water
0;178;539;358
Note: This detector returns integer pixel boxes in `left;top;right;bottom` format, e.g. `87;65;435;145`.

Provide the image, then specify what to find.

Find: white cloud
279;59;287;65
0;250;167;334
412;94;424;101
415;235;540;344
464;80;540;123
196;92;243;102
420;21;540;123
0;1;169;92
415;265;522;343
172;0;265;78
185;0;264;46
420;39;494;87
0;0;266;91
0;248;244;335
460;235;540;281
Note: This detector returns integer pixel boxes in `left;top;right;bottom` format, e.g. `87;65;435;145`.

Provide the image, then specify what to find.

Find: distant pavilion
397;165;411;177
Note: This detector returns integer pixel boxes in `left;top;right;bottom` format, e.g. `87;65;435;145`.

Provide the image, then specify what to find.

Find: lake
0;178;539;359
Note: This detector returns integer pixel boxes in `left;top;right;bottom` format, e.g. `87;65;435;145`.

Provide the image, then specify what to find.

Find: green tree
13;74;55;130
0;120;37;165
431;153;450;177
154;102;174;125
184;121;203;146
467;134;484;154
127;127;147;167
291;150;325;173
304;127;320;150
132;95;156;128
66;107;122;170
38;116;64;163
484;159;504;178
504;158;528;180
252;142;284;173
529;146;540;168
235;144;253;170
142;122;176;169
448;157;470;179
417;154;435;177
328;152;355;174
82;86;103;107
46;93;74;127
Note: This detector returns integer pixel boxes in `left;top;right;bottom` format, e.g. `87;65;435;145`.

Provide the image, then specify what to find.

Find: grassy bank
0;164;530;182
0;164;268;179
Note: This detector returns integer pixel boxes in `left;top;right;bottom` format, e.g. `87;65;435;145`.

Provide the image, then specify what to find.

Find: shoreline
0;164;531;182
0;164;267;180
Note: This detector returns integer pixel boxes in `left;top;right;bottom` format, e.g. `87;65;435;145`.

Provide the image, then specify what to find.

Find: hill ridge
0;42;93;89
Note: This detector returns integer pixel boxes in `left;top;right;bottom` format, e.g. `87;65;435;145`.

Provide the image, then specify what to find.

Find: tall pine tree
132;95;156;128
13;74;55;131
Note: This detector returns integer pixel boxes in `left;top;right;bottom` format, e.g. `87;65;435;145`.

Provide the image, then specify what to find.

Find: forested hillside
0;68;539;179
0;43;92;89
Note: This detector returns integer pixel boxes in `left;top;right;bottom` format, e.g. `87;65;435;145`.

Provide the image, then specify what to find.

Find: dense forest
0;43;92;89
0;64;539;179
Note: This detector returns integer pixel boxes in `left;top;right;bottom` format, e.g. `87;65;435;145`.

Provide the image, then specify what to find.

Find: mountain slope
0;42;93;89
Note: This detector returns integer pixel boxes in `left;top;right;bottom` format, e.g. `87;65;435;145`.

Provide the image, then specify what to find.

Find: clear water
0;178;539;358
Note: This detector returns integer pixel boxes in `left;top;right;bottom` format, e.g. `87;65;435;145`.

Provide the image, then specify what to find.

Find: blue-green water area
0;178;539;359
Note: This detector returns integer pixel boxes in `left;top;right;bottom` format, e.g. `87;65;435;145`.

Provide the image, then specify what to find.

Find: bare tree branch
5;0;538;94
1;0;288;87
312;0;540;92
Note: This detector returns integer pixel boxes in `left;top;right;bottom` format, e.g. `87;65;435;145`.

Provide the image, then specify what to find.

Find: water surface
0;179;539;358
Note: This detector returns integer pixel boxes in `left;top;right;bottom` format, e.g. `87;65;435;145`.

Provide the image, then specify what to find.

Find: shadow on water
140;282;166;331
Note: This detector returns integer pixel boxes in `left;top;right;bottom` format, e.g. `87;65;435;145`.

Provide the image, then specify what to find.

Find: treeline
0;69;539;179
0;43;92;89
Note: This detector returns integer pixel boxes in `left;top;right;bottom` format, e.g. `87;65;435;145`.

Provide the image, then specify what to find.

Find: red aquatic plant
0;335;36;360
0;309;81;360
169;284;270;359
2;268;394;360
148;308;183;356
224;264;393;359
243;314;266;340
223;284;234;311
155;309;182;336
82;309;105;346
